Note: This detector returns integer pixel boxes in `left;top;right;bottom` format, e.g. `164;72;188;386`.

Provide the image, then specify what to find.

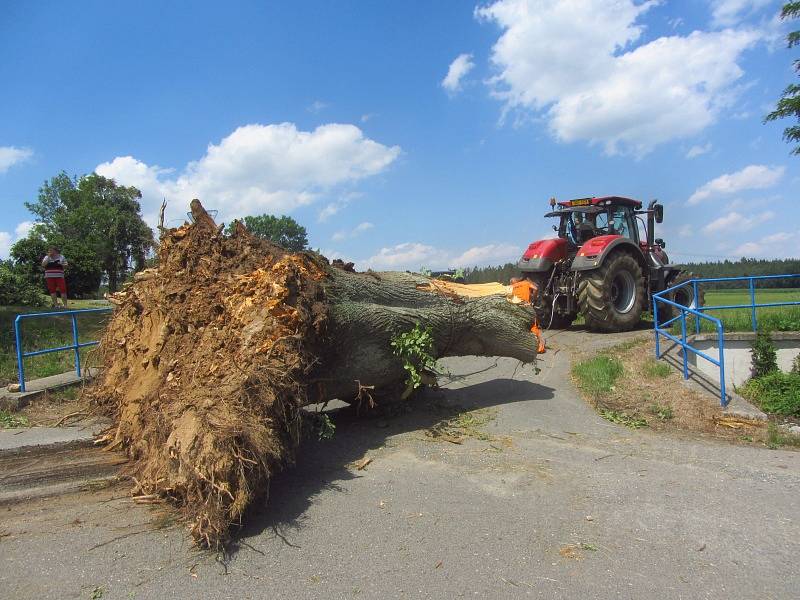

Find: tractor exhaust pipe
646;199;661;248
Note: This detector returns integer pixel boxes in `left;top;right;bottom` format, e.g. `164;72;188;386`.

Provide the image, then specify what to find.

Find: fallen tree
88;200;540;547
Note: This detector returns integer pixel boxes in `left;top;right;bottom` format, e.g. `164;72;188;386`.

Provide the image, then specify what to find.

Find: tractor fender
518;238;567;273
570;236;647;272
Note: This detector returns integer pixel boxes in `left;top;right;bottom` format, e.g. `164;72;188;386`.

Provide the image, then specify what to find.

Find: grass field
0;299;112;387
670;287;800;333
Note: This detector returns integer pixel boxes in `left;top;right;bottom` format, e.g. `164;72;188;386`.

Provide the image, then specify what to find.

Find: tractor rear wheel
658;272;705;324
577;252;645;332
527;274;576;329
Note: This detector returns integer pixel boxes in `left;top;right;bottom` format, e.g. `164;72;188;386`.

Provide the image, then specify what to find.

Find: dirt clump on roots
87;200;327;547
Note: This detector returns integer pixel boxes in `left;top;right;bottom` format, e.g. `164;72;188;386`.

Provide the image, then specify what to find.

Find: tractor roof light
549;197;556;208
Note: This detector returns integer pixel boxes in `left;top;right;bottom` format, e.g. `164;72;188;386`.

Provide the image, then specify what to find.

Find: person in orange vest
509;277;546;353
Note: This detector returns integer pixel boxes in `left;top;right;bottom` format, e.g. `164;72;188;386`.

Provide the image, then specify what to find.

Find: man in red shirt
41;246;68;308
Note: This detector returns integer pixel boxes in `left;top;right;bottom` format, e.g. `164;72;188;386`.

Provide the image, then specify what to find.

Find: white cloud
687;164;784;204
332;221;374;241
0;146;33;173
678;224;694;237
0;220;38;259
442;53;475;93
14;221;33;239
0;231;11;259
710;0;773;27
733;231;797;257
701;210;775;234
686;143;712;158
361;242;520;271
307;100;328;114
476;0;760;155
96;123;401;228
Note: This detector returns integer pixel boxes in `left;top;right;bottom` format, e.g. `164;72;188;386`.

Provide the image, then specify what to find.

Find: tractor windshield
547;205;638;245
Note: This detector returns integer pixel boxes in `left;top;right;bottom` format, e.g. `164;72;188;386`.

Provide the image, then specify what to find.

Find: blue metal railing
653;274;800;407
14;308;112;393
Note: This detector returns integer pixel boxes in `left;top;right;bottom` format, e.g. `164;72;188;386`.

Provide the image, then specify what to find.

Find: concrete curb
1;368;101;411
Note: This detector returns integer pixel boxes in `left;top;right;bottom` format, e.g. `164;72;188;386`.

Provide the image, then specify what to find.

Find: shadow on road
232;374;555;554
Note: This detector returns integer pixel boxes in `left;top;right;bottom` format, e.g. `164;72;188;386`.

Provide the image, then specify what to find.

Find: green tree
17;172;154;293
226;214;308;252
765;2;800;154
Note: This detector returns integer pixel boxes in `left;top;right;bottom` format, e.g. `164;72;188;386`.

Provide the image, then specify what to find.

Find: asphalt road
1;330;799;599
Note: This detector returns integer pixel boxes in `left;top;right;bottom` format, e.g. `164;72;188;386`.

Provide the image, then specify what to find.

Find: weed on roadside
765;423;800;449
649;403;674;421
598;408;648;429
0;410;29;428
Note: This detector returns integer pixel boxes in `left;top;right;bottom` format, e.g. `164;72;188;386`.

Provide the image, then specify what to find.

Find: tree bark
310;268;539;403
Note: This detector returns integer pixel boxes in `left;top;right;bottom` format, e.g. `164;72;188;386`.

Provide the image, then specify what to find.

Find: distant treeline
463;258;800;288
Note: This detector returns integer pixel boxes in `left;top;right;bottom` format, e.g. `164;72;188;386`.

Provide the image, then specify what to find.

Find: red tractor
518;196;699;332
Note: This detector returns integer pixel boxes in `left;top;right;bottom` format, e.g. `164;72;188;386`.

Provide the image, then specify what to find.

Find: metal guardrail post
653;298;660;358
71;313;81;378
681;311;688;380
718;321;727;407
14;316;26;393
748;278;757;332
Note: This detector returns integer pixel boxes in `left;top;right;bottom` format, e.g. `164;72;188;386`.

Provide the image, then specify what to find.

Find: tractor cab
547;197;642;248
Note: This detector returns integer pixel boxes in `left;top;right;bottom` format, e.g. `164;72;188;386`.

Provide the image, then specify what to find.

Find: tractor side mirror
655;238;666;249
654;204;664;224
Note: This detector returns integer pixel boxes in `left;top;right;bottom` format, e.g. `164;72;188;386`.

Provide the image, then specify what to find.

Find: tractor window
609;207;637;242
595;212;609;233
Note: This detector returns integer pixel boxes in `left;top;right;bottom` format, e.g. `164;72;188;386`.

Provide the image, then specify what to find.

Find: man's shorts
46;277;67;295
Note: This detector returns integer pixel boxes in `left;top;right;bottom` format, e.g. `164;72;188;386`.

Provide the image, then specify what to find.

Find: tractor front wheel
577;252;646;332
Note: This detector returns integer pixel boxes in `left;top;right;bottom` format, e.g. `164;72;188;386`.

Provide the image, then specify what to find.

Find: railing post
681;310;688;380
718;321;727;407
15;316;26;393
693;281;700;335
748;278;757;332
653;297;661;358
71;313;81;378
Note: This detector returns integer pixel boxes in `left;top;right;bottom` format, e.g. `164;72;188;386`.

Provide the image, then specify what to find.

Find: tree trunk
311;268;538;403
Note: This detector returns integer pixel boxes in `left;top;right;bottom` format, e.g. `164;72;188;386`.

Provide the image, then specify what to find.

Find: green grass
643;359;672;378
672;288;800;333
0;409;30;428
0;301;111;386
765;423;800;450
572;355;624;397
739;372;800;417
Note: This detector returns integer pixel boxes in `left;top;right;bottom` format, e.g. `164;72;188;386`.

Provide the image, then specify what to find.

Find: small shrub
572;355;623;397
0;261;46;307
740;372;800;416
792;352;800;375
750;330;778;379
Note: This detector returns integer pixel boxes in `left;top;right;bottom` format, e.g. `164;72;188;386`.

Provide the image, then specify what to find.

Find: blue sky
1;0;797;269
